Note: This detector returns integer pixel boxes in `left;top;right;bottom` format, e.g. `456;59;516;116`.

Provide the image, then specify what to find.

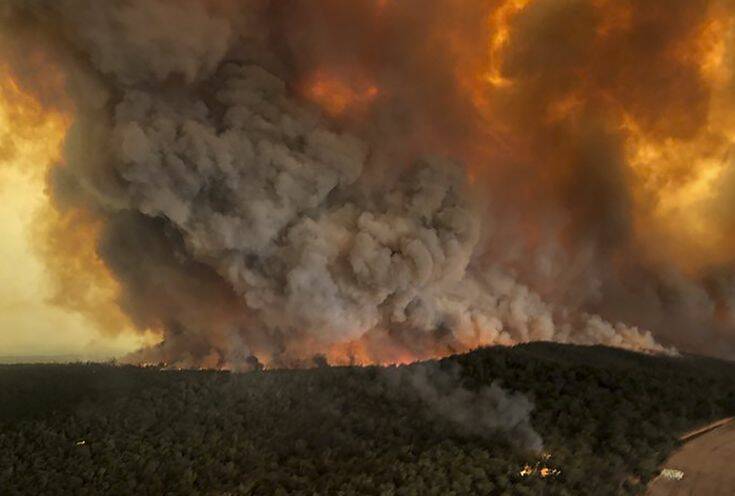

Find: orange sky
0;74;157;358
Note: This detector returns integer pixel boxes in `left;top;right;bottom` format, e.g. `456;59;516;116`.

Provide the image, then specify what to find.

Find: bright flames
519;453;561;479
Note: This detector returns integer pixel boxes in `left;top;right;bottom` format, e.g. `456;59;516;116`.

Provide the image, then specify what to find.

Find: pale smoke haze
387;363;544;453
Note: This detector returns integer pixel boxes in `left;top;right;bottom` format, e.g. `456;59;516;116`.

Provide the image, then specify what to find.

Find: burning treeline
1;0;735;368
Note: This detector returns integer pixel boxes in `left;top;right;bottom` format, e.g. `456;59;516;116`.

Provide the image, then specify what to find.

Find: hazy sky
0;82;153;359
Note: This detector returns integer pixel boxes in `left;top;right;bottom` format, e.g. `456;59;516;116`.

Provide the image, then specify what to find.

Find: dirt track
647;420;735;495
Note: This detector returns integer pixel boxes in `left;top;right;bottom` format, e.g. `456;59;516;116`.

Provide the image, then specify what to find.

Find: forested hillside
1;343;734;495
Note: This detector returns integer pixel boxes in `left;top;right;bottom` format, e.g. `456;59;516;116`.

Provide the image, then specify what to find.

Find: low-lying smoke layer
387;363;543;452
3;0;735;366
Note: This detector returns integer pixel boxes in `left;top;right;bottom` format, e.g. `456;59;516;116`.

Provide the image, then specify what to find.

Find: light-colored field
647;419;735;496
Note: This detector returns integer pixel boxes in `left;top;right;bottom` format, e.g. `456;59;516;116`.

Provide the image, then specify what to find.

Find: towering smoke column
2;0;735;367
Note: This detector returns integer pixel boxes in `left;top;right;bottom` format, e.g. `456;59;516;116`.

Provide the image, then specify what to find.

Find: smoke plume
388;362;543;452
3;0;735;366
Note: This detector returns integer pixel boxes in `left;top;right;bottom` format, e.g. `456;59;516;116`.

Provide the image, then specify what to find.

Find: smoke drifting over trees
2;0;735;366
3;344;735;494
388;363;543;452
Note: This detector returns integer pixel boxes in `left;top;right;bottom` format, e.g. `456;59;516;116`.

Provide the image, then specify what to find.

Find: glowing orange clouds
0;66;158;357
303;71;380;117
484;0;532;88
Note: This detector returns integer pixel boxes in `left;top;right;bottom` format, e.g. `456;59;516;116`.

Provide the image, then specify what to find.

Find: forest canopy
2;342;735;495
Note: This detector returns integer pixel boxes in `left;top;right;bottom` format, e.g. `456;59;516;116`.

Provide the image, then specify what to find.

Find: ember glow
2;0;735;367
304;71;380;117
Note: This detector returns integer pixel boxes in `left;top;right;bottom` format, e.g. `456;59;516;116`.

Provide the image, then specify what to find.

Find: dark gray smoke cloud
17;0;735;369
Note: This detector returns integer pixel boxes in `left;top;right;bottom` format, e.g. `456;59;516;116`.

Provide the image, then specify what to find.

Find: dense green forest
1;343;735;495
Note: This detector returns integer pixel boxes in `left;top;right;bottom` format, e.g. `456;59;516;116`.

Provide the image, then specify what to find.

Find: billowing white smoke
112;61;667;363
2;0;671;367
